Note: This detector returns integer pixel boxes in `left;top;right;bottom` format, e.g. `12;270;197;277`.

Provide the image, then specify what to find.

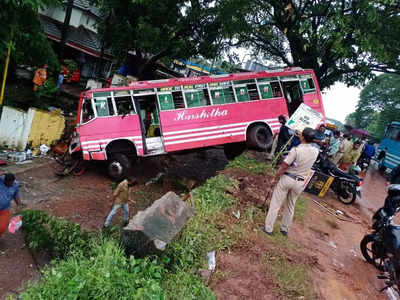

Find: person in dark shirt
276;115;292;153
0;173;22;237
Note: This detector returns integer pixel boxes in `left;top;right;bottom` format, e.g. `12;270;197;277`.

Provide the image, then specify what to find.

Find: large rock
122;191;195;256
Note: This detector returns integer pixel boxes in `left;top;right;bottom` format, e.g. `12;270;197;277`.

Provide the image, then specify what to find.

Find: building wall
40;5;98;33
0;107;35;150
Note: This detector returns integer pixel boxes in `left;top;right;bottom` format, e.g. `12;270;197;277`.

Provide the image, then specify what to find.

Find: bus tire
224;142;246;160
107;153;131;181
246;124;273;151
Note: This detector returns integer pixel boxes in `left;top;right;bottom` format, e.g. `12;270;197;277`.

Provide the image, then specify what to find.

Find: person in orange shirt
32;64;48;92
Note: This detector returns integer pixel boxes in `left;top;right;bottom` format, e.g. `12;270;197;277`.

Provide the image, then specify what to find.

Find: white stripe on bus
165;132;244;145
387;152;400;160
386;156;400;165
81;136;142;145
164;126;247;141
163;119;279;136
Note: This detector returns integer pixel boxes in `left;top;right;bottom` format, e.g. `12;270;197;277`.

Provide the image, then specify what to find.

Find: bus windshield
385;124;400;142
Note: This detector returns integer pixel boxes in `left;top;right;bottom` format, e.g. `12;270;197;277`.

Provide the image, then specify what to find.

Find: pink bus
75;67;326;179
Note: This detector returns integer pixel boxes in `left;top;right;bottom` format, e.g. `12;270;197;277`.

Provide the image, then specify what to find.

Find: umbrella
350;128;370;137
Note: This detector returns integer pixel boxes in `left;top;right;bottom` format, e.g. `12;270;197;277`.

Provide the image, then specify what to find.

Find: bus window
172;91;185;109
114;91;135;115
210;86;235;104
185;90;211;108
257;78;282;99
386;126;400;141
233;79;259;101
235;86;250;102
81;99;94;123
158;93;175;110
93;96;115;117
299;75;316;93
271;82;282;97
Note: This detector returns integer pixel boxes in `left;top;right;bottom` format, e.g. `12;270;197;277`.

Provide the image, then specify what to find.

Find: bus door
280;79;303;116
133;91;165;155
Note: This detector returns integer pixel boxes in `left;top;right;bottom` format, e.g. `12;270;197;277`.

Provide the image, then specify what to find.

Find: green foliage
34;78;58;101
226;152;269;174
20;240;165;300
218;0;400;90
294;196;308;224
0;0;60;72
265;253;315;299
163;271;216;300
21;210;93;258
163;175;238;272
94;0;225;79
347;74;400;139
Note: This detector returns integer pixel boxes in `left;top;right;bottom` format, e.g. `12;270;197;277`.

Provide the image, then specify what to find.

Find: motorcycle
357;155;371;173
360;184;400;293
313;152;363;205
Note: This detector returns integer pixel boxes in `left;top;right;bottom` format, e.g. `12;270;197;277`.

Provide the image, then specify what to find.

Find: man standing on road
260;127;319;236
104;177;136;228
0;173;22;237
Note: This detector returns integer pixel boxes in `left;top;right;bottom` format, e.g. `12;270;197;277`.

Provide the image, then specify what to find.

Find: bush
20;240;164;300
21;210;94;258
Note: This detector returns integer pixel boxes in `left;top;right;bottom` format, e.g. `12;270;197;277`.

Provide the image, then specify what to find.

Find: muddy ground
0;150;393;299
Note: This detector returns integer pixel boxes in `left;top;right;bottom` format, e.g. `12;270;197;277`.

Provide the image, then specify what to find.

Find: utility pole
59;0;74;58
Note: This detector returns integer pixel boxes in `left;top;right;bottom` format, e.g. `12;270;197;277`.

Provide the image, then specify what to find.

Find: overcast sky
321;82;361;123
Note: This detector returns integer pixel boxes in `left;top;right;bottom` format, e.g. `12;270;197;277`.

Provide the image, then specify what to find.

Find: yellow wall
28;109;65;149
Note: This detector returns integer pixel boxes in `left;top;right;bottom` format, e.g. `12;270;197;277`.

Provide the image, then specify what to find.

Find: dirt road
0;152;394;299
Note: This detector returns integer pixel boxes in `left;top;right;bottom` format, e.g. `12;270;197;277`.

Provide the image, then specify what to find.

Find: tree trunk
59;0;74;58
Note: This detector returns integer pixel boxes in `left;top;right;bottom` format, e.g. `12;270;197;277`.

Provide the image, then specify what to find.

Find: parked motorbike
360;184;400;293
357;155;371;173
313;152;363;204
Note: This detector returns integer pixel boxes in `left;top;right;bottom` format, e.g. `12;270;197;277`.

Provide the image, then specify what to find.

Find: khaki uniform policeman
260;127;319;235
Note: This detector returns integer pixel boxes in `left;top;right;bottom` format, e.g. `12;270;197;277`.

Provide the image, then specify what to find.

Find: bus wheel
224;142;246;160
107;153;131;181
247;124;272;151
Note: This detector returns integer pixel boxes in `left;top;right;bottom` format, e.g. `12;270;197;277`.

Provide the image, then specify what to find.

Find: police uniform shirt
283;144;319;178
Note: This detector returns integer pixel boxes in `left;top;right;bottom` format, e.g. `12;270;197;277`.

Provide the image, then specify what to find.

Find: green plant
264;253;315;299
294;196;308;224
21;210;94;258
35;78;58;101
227;152;269;174
20;240;165;299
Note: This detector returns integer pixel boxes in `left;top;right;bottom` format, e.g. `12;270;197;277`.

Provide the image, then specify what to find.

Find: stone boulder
122;191;195;256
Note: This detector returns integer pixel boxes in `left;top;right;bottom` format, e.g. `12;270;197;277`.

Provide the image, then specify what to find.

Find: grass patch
226;152;271;174
294;196;308;224
265;253;315;299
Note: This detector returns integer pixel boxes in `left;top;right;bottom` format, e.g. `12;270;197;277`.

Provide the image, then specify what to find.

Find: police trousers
265;175;305;233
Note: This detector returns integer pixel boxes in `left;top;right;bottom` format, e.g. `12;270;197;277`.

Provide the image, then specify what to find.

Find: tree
94;0;226;80
347;74;400;138
218;0;400;90
0;0;60;71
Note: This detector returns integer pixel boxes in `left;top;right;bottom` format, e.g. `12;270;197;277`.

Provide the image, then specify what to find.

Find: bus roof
82;67;316;97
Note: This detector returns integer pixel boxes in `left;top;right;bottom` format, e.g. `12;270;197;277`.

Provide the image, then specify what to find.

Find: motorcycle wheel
360;234;385;271
337;183;357;205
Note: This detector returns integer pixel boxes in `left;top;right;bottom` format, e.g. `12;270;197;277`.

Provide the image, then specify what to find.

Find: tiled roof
40;16;111;57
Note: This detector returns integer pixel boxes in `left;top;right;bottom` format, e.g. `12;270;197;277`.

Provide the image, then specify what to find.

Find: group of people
269;115;375;173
